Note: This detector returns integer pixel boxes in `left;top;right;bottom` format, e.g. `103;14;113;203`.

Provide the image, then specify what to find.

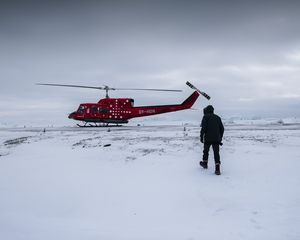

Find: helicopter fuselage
68;91;200;124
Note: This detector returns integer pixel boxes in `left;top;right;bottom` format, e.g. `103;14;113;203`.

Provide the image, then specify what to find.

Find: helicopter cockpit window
92;106;98;114
99;108;108;113
130;99;134;107
77;106;84;114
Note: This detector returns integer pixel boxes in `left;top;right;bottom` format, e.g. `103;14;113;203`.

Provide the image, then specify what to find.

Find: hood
206;105;214;114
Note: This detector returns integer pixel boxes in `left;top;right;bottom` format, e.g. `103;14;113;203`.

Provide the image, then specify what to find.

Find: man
200;105;224;175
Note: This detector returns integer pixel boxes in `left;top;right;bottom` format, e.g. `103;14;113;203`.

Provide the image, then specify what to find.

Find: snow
223;117;300;126
0;123;300;240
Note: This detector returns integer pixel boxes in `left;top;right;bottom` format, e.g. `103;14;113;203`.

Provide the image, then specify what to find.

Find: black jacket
200;113;224;143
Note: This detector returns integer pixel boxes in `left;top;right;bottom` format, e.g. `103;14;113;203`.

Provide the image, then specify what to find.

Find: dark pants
203;143;220;164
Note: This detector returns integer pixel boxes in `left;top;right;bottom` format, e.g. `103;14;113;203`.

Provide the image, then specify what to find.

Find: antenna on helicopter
186;81;210;100
36;83;182;98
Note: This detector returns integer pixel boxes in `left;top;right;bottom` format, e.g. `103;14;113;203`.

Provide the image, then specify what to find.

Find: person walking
200;105;224;175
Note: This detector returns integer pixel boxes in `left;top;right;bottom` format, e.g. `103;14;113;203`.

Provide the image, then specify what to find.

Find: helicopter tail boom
129;91;200;119
181;91;200;107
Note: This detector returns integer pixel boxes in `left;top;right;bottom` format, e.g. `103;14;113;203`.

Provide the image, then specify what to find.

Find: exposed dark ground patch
3;136;32;148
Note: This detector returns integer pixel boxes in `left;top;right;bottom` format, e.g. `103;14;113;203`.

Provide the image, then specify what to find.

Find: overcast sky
1;0;300;125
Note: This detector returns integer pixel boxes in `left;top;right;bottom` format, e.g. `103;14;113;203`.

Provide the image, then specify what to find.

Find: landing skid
76;122;122;128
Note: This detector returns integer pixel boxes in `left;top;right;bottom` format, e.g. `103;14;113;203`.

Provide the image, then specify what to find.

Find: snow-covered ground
0;123;299;240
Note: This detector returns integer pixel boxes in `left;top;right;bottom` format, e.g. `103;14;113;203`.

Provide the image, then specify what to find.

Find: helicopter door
92;106;98;116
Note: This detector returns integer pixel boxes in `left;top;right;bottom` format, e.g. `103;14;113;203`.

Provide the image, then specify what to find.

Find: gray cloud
1;0;300;124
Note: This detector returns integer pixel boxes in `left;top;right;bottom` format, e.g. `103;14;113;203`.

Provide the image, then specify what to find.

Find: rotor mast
104;86;109;98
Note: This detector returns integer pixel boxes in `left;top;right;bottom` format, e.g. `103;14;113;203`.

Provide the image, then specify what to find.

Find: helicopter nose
68;112;76;119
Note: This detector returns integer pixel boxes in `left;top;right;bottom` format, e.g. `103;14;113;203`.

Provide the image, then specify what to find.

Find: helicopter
36;81;210;127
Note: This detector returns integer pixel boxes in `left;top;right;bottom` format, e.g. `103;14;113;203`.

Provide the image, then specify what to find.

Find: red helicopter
37;81;210;127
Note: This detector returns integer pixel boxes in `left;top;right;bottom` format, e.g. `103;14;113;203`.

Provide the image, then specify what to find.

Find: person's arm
219;118;224;140
200;116;207;143
200;116;205;127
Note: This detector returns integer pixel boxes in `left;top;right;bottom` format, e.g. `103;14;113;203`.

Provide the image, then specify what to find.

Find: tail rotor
186;81;210;100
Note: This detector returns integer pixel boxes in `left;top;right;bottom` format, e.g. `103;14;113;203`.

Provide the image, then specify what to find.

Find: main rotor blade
36;83;104;90
36;83;182;92
114;88;182;92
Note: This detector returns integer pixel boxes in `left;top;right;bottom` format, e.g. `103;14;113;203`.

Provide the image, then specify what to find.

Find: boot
199;161;208;169
215;163;221;175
